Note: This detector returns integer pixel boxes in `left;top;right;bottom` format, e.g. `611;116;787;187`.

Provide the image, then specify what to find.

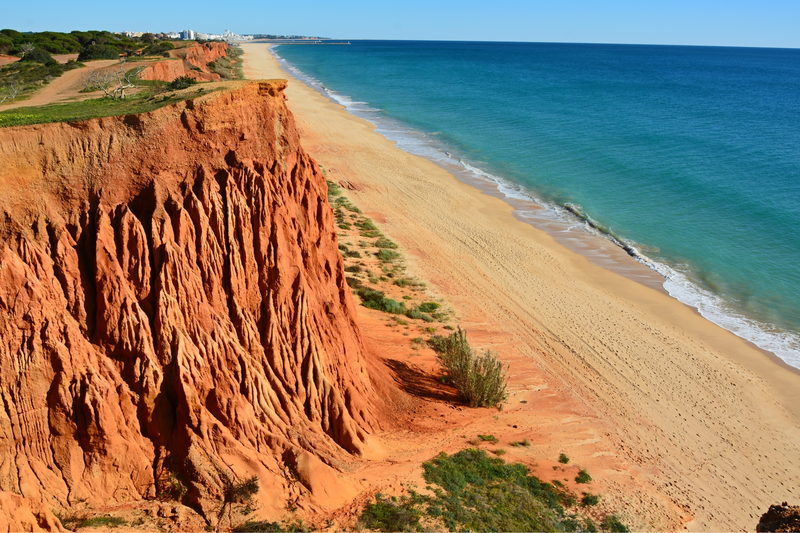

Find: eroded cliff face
0;81;381;519
140;42;229;83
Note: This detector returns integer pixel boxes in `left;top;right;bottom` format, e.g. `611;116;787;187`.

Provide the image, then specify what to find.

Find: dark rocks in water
757;502;800;532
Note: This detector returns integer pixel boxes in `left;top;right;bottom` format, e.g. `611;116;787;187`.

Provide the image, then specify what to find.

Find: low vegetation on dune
328;175;510;410
359;448;627;532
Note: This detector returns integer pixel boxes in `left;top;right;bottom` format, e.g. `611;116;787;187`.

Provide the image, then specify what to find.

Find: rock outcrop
0;81;382;520
0;492;65;532
758;503;800;532
140;42;229;83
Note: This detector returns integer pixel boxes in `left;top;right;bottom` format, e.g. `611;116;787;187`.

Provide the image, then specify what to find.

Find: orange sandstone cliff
140;42;229;83
0;81;384;523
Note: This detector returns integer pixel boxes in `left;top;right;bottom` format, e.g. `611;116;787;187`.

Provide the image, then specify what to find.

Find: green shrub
59;515;126;530
559;453;570;464
581;493;599;506
420;449;565;531
345;276;362;289
78;43;120;60
360;493;423;532
376;248;400;262
345;250;361;258
356;287;407;315
355;218;377;231
417;302;440;313
428;327;508;408
404;308;434;322
478;434;499;444
575;469;592;484
601;515;629;532
157;472;187;501
19;48;53;63
169;76;196;90
344;265;362;273
511;439;531;447
375;237;397;249
233;520;284;532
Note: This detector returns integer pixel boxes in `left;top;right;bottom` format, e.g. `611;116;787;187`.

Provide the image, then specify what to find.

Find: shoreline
241;43;800;531
270;44;800;369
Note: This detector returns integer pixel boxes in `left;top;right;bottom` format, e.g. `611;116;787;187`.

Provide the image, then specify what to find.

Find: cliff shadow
384;358;460;403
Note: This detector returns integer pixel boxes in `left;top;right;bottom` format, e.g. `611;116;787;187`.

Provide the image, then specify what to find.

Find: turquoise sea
273;41;800;368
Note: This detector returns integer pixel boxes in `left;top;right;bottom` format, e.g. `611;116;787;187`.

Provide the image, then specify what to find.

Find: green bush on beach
428;327;507;408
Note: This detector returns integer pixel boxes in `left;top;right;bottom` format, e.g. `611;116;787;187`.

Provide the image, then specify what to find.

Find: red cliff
140;42;230;82
0;81;382;523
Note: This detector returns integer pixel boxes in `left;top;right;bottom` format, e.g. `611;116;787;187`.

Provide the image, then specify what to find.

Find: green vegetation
354;287;440;322
581;493;600;506
357;287;406;314
511;438;531;447
58;514;126;530
559;453;570;464
376;248;401;262
601;515;629;532
361;493;425;532
575;469;592;484
428;327;508;408
1;29;136;56
209;44;245;80
169;75;197;90
0;85;218;127
157;472;187;501
359;449;608;532
478;434;499;444
233;519;309;532
375;236;398;249
0;56;83;103
219;476;260;530
418;302;441;313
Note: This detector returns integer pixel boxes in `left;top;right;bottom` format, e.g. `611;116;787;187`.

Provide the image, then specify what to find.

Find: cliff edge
0;81;382;521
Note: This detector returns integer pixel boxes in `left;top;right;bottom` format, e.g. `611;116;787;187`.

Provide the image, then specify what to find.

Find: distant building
165;31;180;40
179;30;196;40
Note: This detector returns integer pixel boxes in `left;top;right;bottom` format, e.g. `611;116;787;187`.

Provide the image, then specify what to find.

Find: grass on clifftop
0;84;226;128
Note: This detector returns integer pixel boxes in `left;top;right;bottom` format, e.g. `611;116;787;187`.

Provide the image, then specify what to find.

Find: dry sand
241;43;800;531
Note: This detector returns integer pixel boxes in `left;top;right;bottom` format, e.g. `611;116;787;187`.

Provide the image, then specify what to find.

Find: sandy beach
241;43;800;531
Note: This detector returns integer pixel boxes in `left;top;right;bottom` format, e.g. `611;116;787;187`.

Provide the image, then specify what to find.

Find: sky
4;0;800;49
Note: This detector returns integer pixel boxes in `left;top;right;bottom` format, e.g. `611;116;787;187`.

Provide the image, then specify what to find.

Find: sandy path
241;43;800;531
0;59;121;110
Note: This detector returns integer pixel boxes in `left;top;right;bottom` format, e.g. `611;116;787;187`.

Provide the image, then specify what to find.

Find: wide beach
241;43;800;531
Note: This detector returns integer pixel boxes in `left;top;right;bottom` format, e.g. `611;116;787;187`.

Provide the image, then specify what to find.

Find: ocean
272;41;800;368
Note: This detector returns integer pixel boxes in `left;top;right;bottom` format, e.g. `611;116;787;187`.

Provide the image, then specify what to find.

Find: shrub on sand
428;327;507;408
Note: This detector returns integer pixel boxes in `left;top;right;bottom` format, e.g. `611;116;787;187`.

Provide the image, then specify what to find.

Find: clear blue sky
5;0;799;48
